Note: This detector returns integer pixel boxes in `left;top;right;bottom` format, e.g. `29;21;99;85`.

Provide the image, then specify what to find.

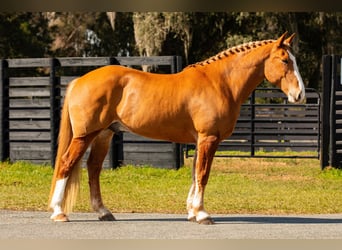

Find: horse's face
264;33;305;103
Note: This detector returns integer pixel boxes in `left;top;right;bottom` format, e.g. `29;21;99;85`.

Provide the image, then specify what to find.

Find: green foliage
85;12;136;57
0;13;52;58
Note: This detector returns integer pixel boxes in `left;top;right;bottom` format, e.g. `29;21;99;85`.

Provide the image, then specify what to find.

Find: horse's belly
110;119;197;144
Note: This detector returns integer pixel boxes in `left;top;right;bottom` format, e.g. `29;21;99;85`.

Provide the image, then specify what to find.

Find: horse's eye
282;59;289;65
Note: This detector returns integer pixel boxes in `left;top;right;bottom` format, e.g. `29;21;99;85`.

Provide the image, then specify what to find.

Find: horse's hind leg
50;131;99;222
87;129;115;221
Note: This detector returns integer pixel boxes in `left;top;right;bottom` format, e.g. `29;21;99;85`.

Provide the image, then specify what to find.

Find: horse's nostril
289;90;303;103
297;90;305;103
297;92;302;101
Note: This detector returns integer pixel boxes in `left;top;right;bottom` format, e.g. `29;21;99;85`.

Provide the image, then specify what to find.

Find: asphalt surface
1;210;342;239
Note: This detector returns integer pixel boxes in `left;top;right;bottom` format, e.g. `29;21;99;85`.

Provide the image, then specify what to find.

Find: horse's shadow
213;216;342;224
70;215;342;224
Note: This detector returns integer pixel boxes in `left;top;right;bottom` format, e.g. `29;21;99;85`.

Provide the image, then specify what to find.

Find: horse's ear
284;33;296;46
275;31;289;48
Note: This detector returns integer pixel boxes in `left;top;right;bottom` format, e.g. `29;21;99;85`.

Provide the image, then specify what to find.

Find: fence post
108;57;123;169
329;55;338;167
321;55;342;169
172;56;183;169
250;91;256;157
0;59;9;162
321;55;332;169
110;132;124;169
50;58;61;168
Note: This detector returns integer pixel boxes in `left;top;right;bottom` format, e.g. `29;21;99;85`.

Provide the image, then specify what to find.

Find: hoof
198;217;215;225
188;216;197;223
99;213;116;221
51;213;69;222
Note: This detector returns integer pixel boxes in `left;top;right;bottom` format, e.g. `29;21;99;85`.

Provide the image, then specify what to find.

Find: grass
1;154;342;215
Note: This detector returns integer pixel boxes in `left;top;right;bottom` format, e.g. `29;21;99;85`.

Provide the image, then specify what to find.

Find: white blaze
288;50;305;102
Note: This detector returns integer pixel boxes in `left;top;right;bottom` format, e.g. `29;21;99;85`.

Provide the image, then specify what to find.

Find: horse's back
66;65;192;140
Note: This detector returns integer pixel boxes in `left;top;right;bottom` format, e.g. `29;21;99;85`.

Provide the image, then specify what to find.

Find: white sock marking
50;177;69;217
196;210;210;222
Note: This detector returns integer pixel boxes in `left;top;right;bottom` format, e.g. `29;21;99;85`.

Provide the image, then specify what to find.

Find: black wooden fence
0;56;183;169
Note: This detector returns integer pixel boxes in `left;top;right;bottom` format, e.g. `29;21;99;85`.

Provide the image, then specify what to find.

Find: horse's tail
48;80;81;214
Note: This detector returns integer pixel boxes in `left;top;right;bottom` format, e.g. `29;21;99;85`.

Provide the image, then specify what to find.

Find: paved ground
1;210;342;239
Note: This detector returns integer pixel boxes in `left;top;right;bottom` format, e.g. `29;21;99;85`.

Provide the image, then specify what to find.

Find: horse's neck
187;44;273;105
222;46;272;104
230;61;265;104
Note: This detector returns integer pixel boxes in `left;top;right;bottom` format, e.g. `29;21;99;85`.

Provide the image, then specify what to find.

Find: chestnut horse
48;32;305;224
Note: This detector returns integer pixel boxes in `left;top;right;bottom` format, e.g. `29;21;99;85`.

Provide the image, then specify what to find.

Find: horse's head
264;32;305;103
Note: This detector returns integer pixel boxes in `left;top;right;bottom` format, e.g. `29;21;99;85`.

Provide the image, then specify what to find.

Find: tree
0;12;52;58
289;12;342;90
1;12;340;90
132;12;233;69
163;12;193;65
46;12;98;57
133;12;167;58
46;12;136;58
85;12;136;57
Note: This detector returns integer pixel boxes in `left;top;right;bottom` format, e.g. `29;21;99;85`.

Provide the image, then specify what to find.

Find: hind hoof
198;217;215;225
51;213;69;222
99;213;116;221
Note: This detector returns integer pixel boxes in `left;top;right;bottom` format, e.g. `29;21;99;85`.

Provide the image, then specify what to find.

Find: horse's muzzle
288;89;305;104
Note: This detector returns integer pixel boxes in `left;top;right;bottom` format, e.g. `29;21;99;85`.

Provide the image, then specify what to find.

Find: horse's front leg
87;130;115;221
187;135;219;224
186;148;197;222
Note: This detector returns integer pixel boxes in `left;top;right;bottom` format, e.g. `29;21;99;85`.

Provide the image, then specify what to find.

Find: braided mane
187;39;276;68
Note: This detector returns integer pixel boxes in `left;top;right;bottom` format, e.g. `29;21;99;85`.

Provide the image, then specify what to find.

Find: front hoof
99;213;116;221
51;213;70;222
198;217;215;225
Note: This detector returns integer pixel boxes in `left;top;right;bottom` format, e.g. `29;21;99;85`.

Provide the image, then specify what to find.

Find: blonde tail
48;80;81;214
